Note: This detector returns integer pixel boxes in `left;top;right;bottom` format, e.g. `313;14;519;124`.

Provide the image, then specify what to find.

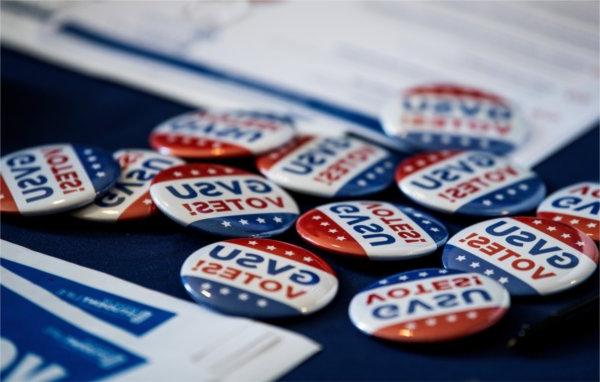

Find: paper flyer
0;240;320;382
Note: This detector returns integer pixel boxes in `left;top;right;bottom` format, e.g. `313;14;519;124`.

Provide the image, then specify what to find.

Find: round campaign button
73;149;185;221
381;84;527;155
149;163;299;237
296;201;448;260
256;135;399;198
348;268;510;343
149;109;296;158
180;238;338;318
442;217;599;296
537;181;600;241
396;150;546;216
0;143;119;216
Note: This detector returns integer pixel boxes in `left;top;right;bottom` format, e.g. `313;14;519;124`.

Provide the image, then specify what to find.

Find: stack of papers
1;0;598;165
0;240;319;381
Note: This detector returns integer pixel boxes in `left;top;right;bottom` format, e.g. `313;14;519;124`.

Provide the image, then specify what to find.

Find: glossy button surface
149;109;296;158
537;181;599;241
181;238;338;318
396;150;546;216
73;149;185;221
0;143;119;215
442;217;599;296
381;84;527;154
296;201;448;260
348;268;510;342
149;163;299;237
256;135;398;198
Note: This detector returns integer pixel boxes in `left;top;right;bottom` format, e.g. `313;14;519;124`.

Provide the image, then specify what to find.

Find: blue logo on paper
1;259;176;336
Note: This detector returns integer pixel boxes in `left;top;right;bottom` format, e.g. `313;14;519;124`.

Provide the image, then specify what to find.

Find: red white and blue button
442;217;599;296
180;238;338;318
149;109;296;158
537;181;599;241
73;149;185;221
0;144;119;215
149;164;299;237
396;150;546;216
348;268;510;342
256;135;399;198
381;84;527;155
296;201;448;260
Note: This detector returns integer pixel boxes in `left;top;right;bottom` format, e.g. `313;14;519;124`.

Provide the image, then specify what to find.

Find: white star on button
418;272;428;277
456;255;466;262
398;275;408;281
221;220;231;227
248;241;257;246
484;269;494;276
142;198;152;205
219;287;230;295
303;256;313;262
336;236;346;241
257;299;268;308
256;218;266;224
284;250;294;256
173;171;183;177
466;311;478;319
312;215;322;220
425;318;437;327
273;216;282;223
238;293;249;301
266;245;276;251
499;277;509;284
470;262;480;268
239;219;248;225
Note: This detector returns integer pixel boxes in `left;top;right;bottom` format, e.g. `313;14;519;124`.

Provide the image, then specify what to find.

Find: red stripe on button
150;132;251;158
256;135;314;171
151;164;249;184
0;175;19;214
394;150;462;183
405;84;508;106
513;217;598;263
227;238;336;275
118;191;156;221
296;209;366;257
537;212;599;242
374;306;508;343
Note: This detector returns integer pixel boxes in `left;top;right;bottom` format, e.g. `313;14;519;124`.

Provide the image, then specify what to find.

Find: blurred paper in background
1;0;598;165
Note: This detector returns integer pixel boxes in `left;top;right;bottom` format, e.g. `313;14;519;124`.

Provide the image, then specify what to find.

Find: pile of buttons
2;85;598;344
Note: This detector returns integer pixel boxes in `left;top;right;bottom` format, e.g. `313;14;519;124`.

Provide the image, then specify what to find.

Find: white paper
0;240;320;382
1;0;598;165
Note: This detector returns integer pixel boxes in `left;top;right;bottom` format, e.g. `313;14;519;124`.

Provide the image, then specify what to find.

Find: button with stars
180;238;338;318
256;135;399;198
149;109;296;159
348;268;510;342
149;163;299;237
380;84;528;155
396;150;546;216
0;143;120;215
72;149;185;221
296;201;448;260
442;217;599;296
537;181;600;241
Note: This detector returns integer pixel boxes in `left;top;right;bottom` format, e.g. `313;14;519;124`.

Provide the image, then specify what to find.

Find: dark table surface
2;48;599;381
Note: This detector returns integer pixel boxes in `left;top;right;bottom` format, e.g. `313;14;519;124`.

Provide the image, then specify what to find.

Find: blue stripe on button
59;23;384;133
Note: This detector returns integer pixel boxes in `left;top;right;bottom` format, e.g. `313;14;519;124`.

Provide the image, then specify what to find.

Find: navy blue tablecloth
2;48;599;381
